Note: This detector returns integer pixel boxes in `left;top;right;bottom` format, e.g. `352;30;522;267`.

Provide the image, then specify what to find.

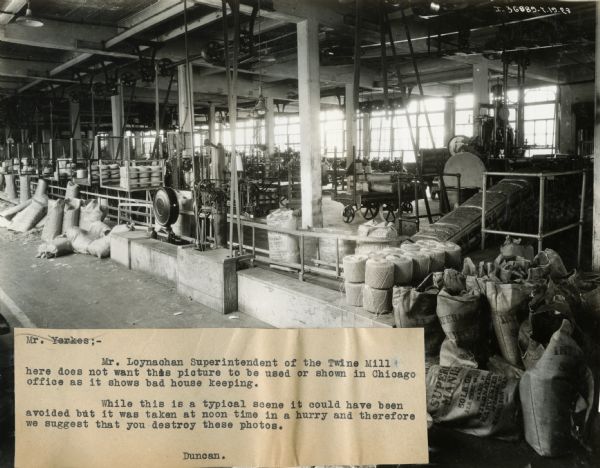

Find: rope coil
344;281;364;307
343;254;368;283
363;285;392;315
365;257;395;289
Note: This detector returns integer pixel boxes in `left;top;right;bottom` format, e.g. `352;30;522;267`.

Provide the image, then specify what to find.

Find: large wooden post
472;61;489;138
265;96;275;156
593;3;600;270
178;63;194;135
297;17;322;228
110;84;124;137
345;83;356;166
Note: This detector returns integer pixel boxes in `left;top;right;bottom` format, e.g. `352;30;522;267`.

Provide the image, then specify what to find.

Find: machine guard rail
227;215;396;281
480;169;587;267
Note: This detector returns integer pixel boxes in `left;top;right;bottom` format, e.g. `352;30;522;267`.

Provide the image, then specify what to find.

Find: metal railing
228;215;395;281
480;169;587;267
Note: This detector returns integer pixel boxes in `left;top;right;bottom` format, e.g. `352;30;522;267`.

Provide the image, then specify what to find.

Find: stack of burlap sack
392;236;596;457
37;196;130;259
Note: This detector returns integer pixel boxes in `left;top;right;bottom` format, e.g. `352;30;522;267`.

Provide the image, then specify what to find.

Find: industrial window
320;109;346;158
217;119;265;155
369;98;445;163
274;115;300;152
522;86;557;155
454;93;474;137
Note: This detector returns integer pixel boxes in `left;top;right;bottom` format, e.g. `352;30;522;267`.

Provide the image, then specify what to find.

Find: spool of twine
363;285;392;314
423;248;446;272
343;254;368;283
385;254;413;285
403;251;431;281
345;282;364;307
441;241;462;269
365;257;395;289
400;242;421;253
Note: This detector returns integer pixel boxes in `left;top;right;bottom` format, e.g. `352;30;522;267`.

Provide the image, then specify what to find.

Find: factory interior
0;0;600;466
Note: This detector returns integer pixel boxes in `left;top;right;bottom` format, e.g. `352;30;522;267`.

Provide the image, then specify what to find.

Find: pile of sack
36;198;130;259
394;236;596;456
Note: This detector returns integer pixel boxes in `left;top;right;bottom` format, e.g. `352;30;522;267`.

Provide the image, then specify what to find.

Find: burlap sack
520;320;594;456
80;199;106;231
436;288;481;348
393;276;443;358
427;365;520;439
41;199;64;242
485;281;532;366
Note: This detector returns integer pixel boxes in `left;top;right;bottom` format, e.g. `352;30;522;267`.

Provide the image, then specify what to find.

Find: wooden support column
110;85;124;137
178;63;194;134
297;17;322;228
558;85;574;154
472;62;489;138
345;83;356;165
69;101;81;139
265;96;275;156
593;3;600;270
208;103;216;143
517;78;525;147
362;112;371;159
444;96;455;145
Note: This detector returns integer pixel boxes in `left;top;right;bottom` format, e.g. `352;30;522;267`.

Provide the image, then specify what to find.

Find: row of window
207;85;558;161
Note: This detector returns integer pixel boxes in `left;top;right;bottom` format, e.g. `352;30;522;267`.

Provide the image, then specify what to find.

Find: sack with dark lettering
520;320;595;456
426;365;520;439
436;288;481;348
392;275;443;358
439;338;478;368
485;281;533;367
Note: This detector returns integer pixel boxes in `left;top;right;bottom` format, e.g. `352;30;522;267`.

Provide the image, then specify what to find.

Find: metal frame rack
480;169;587;266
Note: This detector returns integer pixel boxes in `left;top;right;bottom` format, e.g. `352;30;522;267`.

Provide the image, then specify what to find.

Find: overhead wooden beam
0;19;135;58
16;0;189;95
0;0;26;25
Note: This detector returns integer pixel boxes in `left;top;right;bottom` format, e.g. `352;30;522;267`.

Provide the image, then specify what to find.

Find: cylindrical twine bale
4;174;17;200
441;241;462;269
363;285;392;314
416;239;441;249
19;175;31;202
343;255;368;283
365;257;395;289
355;242;389;255
34;178;48;198
403;251;431;282
385;254;413;285
400;242;421;253
345;282;364;307
423;248;445;272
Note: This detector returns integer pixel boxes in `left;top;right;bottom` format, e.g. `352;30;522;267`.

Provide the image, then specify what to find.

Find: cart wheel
343;205;355;223
381;203;396;222
401;201;413;213
360;202;379;220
